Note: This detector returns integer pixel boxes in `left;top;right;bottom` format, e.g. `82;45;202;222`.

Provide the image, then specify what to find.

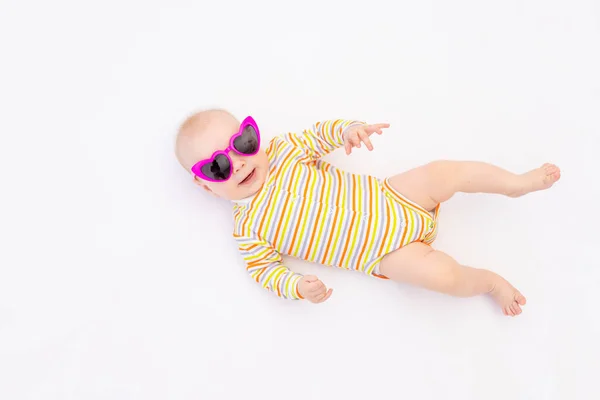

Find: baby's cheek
222;182;240;199
252;151;269;170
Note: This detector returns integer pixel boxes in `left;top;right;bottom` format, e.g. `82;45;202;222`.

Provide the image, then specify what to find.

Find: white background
1;1;599;399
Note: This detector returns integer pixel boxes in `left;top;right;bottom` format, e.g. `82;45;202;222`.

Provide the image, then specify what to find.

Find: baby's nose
231;155;246;173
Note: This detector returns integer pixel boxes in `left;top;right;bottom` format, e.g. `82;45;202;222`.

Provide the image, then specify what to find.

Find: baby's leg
378;242;526;316
388;161;560;211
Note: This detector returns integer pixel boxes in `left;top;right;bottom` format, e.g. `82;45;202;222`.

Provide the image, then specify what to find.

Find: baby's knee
424;250;464;294
437;268;463;295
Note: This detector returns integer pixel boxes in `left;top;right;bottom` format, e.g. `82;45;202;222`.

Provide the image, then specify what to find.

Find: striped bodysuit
232;119;440;300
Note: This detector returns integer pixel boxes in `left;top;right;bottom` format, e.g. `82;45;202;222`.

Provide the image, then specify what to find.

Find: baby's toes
543;164;561;181
512;302;522;315
515;292;527;306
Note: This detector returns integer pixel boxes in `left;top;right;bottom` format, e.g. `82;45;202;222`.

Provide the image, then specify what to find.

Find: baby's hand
298;275;333;304
343;123;390;154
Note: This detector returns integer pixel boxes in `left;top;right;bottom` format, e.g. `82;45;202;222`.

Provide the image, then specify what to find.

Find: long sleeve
283;119;364;160
234;234;304;300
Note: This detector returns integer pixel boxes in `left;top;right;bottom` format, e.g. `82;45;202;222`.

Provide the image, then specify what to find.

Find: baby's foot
489;277;526;316
509;163;561;197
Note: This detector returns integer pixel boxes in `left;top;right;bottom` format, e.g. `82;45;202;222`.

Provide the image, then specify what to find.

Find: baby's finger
344;139;352;155
307;295;321;304
313;290;328;303
317;288;333;303
367;123;389;135
372;123;390;130
358;129;373;151
308;281;325;293
303;275;318;283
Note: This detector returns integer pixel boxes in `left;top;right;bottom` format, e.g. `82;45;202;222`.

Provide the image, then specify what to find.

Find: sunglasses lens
200;154;231;181
233;124;259;154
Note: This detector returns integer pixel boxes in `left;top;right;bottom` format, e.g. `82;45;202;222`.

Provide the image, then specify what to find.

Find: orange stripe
320;169;343;264
303;169;327;259
296;282;303;299
338;213;357;265
255;268;266;281
241;242;254;251
272;190;291;246
398;201;409;246
255;147;296;236
416;213;425;241
308;167;332;260
238;151;277;232
277;162;301;248
256;186;278;235
236;139;279;246
286;134;311;161
338;175;359;265
355;178;374;268
274;271;283;297
286;169;312;254
376;197;392;256
273;145;297;182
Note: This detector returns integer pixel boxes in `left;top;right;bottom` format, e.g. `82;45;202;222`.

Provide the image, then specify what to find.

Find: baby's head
175;109;269;200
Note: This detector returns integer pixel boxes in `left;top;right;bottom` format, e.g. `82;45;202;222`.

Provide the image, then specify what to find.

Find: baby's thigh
386;163;441;211
378;242;461;292
387;161;448;211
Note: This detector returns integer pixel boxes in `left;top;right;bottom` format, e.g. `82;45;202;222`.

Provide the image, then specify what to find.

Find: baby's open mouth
240;168;256;185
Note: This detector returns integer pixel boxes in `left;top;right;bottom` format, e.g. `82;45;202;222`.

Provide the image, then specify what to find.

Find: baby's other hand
343;123;390;154
298;275;333;304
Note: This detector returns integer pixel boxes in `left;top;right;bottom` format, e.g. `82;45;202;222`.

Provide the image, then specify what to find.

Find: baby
175;109;561;316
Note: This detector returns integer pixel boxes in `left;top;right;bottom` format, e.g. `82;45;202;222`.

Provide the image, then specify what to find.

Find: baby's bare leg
388;161;560;211
379;242;526;316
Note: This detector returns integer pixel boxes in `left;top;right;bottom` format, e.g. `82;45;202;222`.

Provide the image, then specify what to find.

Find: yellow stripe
262;266;285;288
291;168;318;256
326;169;347;266
272;268;286;291
284;274;292;298
405;209;416;246
278;164;301;249
263;153;295;244
308;167;331;260
344;175;362;268
384;195;400;255
362;178;380;272
354;177;374;269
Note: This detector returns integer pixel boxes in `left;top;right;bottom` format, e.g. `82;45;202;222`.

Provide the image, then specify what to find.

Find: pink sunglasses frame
190;116;261;182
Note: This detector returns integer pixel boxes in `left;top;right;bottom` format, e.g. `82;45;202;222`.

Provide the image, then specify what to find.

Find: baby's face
182;113;269;200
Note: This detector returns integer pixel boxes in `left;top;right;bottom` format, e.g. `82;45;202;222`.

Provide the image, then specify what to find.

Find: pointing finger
367;123;389;134
374;123;390;129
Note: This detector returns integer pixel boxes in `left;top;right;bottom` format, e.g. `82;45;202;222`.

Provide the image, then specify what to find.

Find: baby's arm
235;234;304;299
235;234;332;302
283;119;364;160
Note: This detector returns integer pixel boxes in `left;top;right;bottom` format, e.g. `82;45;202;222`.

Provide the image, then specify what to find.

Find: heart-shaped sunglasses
190;116;261;182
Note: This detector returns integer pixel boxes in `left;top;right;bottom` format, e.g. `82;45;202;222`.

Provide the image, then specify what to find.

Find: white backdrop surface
0;1;599;399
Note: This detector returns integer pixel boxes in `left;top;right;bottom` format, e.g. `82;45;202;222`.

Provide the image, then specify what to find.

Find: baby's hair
174;108;238;170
